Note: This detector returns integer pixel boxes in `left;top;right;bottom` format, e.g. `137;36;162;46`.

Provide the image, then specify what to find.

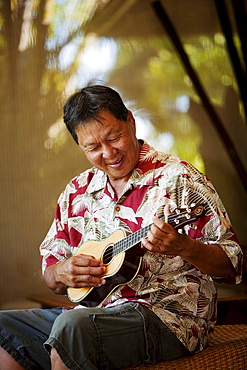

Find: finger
141;236;162;254
152;218;172;236
73;254;104;267
69;262;106;278
164;204;171;216
69;273;106;288
66;261;106;287
60;257;106;288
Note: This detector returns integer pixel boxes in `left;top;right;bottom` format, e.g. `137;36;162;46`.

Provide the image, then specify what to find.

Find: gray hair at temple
63;85;129;144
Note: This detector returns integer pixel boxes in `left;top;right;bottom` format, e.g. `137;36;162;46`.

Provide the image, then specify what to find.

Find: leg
0;347;25;370
45;302;189;369
0;307;63;370
50;348;68;370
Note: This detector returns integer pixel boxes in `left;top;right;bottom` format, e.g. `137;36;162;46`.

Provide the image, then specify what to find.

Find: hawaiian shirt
40;141;242;353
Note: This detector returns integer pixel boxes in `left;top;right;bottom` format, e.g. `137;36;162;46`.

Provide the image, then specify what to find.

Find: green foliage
0;1;243;193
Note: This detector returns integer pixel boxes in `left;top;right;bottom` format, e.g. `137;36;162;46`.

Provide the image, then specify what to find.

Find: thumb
164;204;171;223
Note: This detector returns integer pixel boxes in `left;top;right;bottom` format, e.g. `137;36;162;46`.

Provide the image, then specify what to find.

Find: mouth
108;157;123;167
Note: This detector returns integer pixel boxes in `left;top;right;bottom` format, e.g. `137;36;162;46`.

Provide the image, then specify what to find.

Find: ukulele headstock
168;204;204;230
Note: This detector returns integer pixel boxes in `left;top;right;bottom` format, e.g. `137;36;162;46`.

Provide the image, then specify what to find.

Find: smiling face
76;109;141;186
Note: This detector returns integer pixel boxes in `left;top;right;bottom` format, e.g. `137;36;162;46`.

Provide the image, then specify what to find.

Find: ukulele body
67;229;144;307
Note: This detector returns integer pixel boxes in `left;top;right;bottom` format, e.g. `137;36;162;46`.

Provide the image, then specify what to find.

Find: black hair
63;85;128;144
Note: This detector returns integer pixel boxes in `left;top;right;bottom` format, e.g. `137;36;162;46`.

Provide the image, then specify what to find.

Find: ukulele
67;204;204;307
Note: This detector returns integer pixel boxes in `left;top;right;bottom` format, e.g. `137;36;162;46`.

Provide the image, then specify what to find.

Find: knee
52;309;91;335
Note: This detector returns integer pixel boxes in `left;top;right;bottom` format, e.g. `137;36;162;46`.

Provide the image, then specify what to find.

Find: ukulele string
101;210;191;262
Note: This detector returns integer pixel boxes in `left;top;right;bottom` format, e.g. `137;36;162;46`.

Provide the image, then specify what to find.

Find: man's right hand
44;255;106;295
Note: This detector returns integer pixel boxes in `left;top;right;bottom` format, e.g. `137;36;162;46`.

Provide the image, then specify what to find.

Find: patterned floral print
40;141;242;353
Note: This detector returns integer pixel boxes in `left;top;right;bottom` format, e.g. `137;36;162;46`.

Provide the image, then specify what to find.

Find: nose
102;144;118;159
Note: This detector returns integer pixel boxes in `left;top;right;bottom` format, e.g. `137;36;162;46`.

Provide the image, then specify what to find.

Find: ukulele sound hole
102;244;114;265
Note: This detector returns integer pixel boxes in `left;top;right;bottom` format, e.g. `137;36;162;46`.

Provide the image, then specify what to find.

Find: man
0;85;242;369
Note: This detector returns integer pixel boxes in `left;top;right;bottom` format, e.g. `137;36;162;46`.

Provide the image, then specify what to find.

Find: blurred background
0;0;247;308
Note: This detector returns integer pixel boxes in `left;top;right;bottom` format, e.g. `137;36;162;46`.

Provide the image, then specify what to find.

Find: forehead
76;112;124;146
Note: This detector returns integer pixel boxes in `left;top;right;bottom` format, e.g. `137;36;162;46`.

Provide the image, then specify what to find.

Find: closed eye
108;134;121;142
86;144;99;152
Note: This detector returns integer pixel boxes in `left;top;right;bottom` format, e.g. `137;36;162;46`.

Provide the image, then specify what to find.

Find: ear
127;110;136;131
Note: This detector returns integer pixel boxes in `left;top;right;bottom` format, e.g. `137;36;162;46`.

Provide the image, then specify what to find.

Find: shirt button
115;206;120;212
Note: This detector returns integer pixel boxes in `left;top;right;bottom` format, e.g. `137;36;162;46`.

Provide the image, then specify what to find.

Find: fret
111;205;204;258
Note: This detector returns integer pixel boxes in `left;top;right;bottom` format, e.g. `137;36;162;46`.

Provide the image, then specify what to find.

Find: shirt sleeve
39;188;74;275
177;162;243;284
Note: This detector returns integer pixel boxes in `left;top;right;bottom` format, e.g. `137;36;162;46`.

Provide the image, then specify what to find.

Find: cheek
85;152;101;165
119;137;133;150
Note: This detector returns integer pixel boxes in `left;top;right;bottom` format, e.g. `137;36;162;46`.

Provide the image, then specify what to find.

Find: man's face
76;109;141;184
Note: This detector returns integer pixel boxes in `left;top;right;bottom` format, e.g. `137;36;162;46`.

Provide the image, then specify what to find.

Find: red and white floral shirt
40;141;242;353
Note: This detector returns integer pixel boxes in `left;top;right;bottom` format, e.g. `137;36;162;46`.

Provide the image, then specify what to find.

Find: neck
109;177;129;199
